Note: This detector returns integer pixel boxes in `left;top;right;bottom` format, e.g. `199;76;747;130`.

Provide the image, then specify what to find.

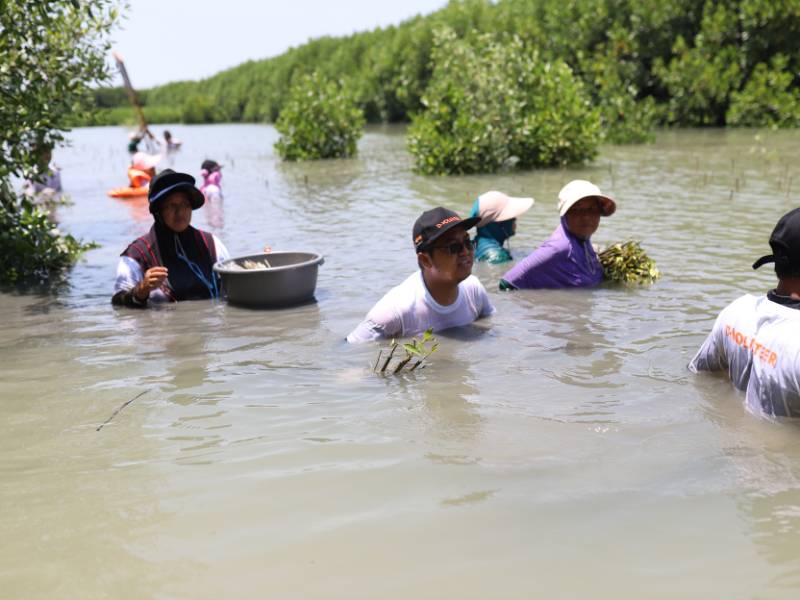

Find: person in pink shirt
199;159;223;201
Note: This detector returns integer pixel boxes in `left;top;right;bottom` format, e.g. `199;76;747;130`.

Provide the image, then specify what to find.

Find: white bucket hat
475;190;534;228
557;180;616;217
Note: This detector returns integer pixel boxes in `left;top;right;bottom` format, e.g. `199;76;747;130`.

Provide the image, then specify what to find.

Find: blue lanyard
174;235;219;299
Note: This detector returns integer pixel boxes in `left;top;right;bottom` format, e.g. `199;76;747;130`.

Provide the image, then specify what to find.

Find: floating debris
599;240;660;284
96;390;148;431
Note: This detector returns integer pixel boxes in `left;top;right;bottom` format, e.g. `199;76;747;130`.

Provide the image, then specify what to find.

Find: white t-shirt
347;271;496;343
113;235;229;303
689;293;800;418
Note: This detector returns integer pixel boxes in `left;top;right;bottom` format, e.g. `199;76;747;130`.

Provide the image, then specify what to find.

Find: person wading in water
347;207;496;342
112;169;230;307
690;207;800;419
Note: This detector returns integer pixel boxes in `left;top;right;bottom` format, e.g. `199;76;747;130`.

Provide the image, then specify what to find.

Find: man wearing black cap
347;207;496;342
690;208;800;418
112;169;230;307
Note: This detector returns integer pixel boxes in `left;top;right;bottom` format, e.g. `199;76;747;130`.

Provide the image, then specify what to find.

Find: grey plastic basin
213;251;324;308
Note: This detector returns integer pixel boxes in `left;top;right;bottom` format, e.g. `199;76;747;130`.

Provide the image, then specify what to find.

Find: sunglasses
431;238;476;256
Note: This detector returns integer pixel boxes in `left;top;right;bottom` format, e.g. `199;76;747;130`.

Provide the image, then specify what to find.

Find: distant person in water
128;127;155;153
112;169;230;307
128;152;161;189
162;130;182;151
500;180;616;289
200;159;223;201
22;144;61;199
347;207;496;342
127;131;143;153
469;191;534;264
690;208;800;419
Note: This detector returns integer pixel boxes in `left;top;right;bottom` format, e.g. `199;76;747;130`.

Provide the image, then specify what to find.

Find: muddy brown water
2;125;800;598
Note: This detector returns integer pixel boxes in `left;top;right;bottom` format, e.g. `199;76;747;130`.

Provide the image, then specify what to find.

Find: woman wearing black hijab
112;169;230;307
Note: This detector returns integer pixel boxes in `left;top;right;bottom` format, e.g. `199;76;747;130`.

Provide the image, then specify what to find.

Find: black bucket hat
148;169;205;214
753;207;800;270
413;207;480;252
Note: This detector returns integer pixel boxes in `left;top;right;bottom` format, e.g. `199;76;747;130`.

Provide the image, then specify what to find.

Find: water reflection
695;377;800;585
515;289;623;384
420;362;483;440
111;196;151;222
272;154;367;217
203;196;225;231
161;330;217;405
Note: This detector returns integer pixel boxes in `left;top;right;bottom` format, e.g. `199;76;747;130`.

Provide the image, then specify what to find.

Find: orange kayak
107;186;148;199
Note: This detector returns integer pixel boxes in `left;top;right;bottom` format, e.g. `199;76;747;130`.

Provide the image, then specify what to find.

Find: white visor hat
557;180;616;217
476;191;534;228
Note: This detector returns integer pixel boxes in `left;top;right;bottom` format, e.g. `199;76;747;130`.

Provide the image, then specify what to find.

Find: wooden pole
112;51;154;144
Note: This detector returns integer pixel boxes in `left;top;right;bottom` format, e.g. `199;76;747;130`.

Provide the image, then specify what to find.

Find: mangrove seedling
373;328;439;375
599;240;660;284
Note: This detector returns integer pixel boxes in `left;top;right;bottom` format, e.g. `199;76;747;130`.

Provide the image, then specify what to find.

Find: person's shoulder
527;231;570;259
377;271;421;305
360;274;418;334
461;275;492;303
461;274;488;291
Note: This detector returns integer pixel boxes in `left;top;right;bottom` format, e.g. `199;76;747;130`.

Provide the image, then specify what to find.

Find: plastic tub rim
213;251;324;275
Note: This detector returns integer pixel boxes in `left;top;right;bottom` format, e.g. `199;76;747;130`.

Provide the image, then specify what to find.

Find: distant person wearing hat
469;191;534;264
112;169;230;307
346;207;496;343
500;180;616;289
200;159;223;201
690;208;800;418
128;152;161;189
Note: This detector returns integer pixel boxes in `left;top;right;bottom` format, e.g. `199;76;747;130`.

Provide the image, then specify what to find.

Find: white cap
475;191;534;228
131;151;161;171
557;180;616;217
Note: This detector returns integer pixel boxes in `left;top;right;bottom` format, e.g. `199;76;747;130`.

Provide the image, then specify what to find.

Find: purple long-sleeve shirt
502;218;603;289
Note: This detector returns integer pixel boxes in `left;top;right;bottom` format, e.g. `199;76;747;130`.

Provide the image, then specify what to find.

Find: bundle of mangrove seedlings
373;328;438;375
599;240;660;284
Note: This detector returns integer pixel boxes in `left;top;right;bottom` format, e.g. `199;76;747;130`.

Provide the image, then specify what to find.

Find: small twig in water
96;390;148;431
393;355;413;374
380;342;397;373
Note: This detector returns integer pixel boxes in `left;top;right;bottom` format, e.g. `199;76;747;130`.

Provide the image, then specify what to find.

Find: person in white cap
500;179;616;289
346;206;495;343
127;151;162;190
468;191;534;264
689;207;800;419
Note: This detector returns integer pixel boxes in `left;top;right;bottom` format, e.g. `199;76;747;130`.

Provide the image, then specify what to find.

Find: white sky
110;0;448;89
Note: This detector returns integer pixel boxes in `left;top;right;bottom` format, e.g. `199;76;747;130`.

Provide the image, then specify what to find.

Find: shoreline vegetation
1;0;117;284
80;0;800;140
4;0;799;282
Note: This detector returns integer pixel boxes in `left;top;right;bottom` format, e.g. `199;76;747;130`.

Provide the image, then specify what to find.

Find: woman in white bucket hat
500;180;616;289
468;191;534;264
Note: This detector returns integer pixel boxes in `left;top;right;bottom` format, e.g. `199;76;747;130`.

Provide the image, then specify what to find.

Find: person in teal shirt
469;191;534;264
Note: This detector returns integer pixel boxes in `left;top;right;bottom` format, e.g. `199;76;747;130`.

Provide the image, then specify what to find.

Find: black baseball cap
412;207;480;251
753;208;800;270
148;169;205;214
